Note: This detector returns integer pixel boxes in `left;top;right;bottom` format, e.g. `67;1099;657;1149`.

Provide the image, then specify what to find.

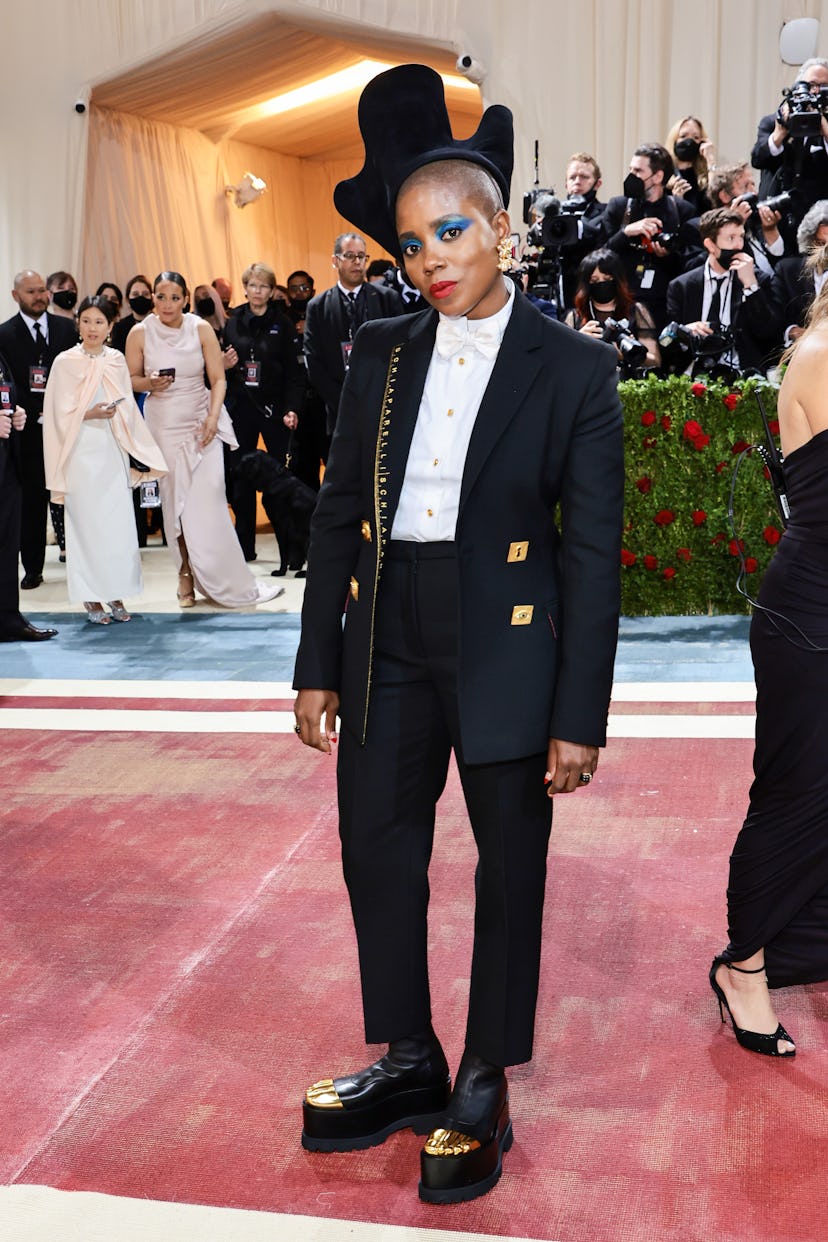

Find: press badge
139;479;161;508
341;341;354;370
640;268;655;290
29;364;47;392
244;360;261;387
0;385;11;409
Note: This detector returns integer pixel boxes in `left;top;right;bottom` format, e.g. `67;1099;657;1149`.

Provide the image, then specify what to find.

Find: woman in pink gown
126;271;280;607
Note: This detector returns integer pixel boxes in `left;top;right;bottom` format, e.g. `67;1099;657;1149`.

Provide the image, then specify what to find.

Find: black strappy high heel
709;955;796;1057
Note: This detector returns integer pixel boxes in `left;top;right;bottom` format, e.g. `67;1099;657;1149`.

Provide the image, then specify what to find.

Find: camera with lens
779;80;828;138
637;230;681;255
602;317;648;369
523;188;587;249
658;320;738;376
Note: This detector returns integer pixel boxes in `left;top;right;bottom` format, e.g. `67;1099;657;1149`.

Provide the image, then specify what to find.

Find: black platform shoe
301;1034;451;1152
418;1051;512;1204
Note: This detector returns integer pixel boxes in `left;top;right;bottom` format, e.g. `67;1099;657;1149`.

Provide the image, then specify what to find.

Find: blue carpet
1;613;753;684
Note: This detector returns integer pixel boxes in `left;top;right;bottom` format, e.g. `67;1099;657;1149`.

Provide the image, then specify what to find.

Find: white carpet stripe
0;1186;548;1242
0;708;754;737
0;677;753;702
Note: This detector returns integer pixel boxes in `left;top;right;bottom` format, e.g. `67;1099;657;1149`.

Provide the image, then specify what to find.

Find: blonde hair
665;115;710;190
241;262;276;289
781;243;828;365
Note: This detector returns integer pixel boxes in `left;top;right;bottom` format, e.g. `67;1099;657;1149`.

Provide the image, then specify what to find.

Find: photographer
558;153;606;308
708;163;797;274
599;143;702;333
521;152;605;312
664;207;775;374
751;58;828;217
769;199;828;350
564;248;660;370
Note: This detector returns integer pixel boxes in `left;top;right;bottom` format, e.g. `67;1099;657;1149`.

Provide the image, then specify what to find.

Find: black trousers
0;446;21;627
19;420;48;576
227;398;290;558
336;543;553;1068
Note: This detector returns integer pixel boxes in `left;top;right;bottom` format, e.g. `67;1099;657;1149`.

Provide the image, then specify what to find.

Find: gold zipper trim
362;342;402;742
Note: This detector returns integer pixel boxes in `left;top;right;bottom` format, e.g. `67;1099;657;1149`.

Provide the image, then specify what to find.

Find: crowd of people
4;55;828;642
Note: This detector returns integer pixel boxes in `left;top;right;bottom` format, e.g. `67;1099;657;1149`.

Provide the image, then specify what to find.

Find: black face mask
716;248;740;271
52;289;77;311
674;137;700;162
129;294;153;316
195;297;215;318
589;279;616;304
623;172;648;201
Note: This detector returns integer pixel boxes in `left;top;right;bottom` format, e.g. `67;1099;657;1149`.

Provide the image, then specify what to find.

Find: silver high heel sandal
83;602;110;625
107;601;132;622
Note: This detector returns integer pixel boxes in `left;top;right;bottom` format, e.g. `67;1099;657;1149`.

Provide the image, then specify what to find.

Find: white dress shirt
19;310;48;345
391;279;515;541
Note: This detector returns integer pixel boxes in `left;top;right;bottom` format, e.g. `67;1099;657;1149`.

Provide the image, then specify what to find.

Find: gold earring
497;239;512;271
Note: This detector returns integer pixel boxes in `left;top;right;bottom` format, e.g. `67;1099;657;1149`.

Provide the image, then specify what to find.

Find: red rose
643;554;658;570
722;393;740;411
661;415;672;431
769;419;780;436
641;410;657;426
728;538;745;556
763;526;781;545
663;566;677;579
745;557;758;574
693;433;710;450
732;439;750;455
715;461;727;474
621;548;637;566
691;510;707;525
711;532;725;545
676;547;692;562
654;509;675;527
643;435;657;449
636;476;652;494
691;382;707;397
683;419;703;440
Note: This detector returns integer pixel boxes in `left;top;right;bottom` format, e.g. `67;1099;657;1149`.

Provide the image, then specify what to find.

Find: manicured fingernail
543;773;552;784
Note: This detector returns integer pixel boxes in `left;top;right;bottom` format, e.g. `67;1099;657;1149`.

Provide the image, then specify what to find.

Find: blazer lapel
459;294;544;512
374;309;437;546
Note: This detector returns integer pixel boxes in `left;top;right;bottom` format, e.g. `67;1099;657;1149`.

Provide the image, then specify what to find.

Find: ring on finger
578;772;592;785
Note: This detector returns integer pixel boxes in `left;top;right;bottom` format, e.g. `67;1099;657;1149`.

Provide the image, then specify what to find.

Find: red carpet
3;729;828;1241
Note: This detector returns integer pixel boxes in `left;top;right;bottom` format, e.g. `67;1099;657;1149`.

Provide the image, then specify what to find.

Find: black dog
228;450;316;576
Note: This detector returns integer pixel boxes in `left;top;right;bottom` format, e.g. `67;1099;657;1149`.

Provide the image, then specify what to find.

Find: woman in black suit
292;64;624;1205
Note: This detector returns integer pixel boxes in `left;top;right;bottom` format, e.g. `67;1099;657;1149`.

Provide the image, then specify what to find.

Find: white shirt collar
437;275;515;337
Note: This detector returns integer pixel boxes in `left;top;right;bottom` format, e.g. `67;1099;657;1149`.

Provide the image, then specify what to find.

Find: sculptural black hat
334;63;514;261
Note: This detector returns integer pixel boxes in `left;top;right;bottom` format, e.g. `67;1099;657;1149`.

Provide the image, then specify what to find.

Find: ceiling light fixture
256;59;478;120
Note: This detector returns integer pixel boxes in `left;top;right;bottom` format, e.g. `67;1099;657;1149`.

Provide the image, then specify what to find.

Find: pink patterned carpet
2;727;828;1241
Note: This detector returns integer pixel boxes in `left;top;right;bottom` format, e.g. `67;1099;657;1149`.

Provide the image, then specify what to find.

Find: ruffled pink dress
142;313;260;606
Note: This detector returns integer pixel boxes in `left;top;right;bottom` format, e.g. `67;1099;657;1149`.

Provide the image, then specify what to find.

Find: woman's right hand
580;319;604;338
147;372;174;393
0;411;11;439
85;401;116;420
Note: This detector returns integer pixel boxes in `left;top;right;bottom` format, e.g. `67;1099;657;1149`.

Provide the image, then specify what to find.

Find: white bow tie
435;317;501;361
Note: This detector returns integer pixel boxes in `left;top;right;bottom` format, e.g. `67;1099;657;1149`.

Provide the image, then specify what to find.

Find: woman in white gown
43;296;167;624
125;271;281;608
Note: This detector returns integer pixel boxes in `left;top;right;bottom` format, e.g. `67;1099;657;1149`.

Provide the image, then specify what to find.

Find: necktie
435;317;501;361
33;320;46;351
343;290;358;334
708;277;725;328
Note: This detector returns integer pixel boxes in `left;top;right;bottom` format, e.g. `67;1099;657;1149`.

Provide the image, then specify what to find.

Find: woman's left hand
700;141;717;166
198;417;219;447
11;405;26;432
283;410;298;430
544;738;599;796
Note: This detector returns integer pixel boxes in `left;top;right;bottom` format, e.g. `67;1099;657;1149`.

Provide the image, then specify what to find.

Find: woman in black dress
710;247;828;1057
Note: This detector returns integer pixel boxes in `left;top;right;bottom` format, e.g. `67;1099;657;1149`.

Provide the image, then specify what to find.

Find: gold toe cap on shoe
424;1127;481;1157
305;1078;344;1109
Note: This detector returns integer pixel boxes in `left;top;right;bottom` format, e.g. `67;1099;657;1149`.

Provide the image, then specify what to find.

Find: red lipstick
429;281;457;299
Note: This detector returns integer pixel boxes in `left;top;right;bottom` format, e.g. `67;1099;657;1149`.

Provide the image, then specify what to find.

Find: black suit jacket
769;255;814;338
303;281;404;430
293;292;624;765
751;111;828;211
0;311;77;417
599;194;702;327
665;266;777;370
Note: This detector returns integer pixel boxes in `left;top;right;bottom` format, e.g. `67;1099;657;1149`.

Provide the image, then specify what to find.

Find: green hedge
618;374;782;615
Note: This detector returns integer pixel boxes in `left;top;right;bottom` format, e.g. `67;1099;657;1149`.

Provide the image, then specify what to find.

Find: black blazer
751;111;828;209
665;266;777;370
224;303;306;418
0;348;20;480
293;292;625;765
769;255;814;336
0;311;77;417
303;281;404;428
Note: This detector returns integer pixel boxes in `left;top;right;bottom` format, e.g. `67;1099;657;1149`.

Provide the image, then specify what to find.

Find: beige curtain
81;107;361;299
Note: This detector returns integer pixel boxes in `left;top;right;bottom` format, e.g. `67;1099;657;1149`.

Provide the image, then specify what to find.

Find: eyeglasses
288;283;312;292
336;252;368;263
246;282;272;293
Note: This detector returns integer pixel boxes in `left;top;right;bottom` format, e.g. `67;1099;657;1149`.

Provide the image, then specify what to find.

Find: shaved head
398;160;504;216
14;269;43;288
12;269;49;317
